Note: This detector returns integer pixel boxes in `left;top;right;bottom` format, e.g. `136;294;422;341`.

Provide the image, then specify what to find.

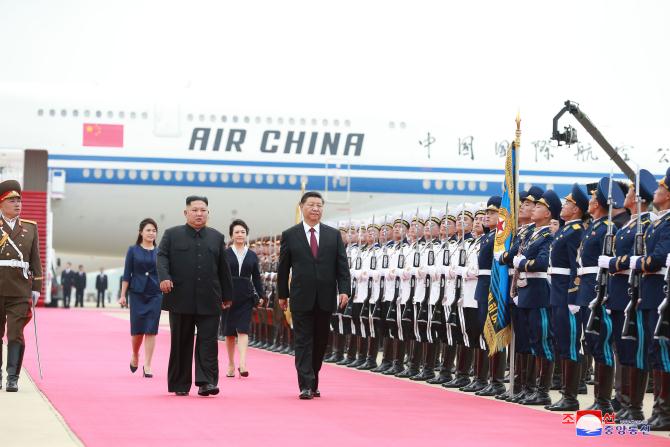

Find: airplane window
266;174;274;184
243;116;250;124
186;172;195;182
61;109;67;117
255;116;261;124
128;170;137;180
130;112;137;119
95;111;102;118
546;183;554;190
400;122;407;129
434;180;443;190
277;175;286;185
311;118;317;125
119;111;125;119
339;177;348;187
479;181;487;191
107;111;113;118
333;119;340;127
277;117;284;125
299;118;306;125
198;172;206;182
37;109;44;117
105;169;114;179
72;110;79;117
288;175;297;185
82;169;90;178
288;118;295;125
254;174;263;184
117;170;126;180
49;109;55;117
150;171;159;181
457;180;465;191
84;110;91;118
221;115;227;123
468;181;476;191
140;170;149;181
163;171;172;181
232;173;240;183
187;114;194;122
232;116;239;123
94;169;102;179
422;179;431;190
266;117;272;124
175;171;184;182
446;180;454;190
389;121;395;129
322;119;328;126
142;112;149;120
220;173;229;183
301;175;308;184
243;174;252;183
210;115;216;123
209;172;217;182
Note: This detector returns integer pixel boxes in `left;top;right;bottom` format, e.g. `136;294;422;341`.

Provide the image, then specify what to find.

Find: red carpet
22;309;668;447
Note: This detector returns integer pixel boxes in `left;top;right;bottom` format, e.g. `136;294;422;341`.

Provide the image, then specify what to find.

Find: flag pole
508;111;521;396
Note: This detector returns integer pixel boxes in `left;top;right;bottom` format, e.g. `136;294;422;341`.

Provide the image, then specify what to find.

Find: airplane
0;82;658;282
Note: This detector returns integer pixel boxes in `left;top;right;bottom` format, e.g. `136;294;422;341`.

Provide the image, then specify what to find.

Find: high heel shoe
130;363;138;373
226;367;235;378
143;366;153;378
238;368;249;378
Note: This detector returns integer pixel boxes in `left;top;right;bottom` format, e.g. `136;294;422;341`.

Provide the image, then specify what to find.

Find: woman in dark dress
119;218;162;378
223;219;265;377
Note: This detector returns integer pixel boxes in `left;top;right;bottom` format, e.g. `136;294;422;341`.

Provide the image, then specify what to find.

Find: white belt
614;269;631;275
0;260;29;269
645;267;668;276
548;267;570;276
478;269;491;276
577;267;600;275
522;272;548;279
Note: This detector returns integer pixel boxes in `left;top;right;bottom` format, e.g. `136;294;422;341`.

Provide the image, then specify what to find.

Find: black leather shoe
130;363;138;373
371;361;393;373
545;397;579;411
382;363;404;376
174;391;189;396
337;357;355;366
460;379;488;393
347;358;366;368
357;360;378;371
578;381;588;394
198;384;220;396
427;375;452;385
395;368;419;379
442;376;471;389
299;389;313;400
324;354;343;364
6;378;18;392
476;383;506;397
313;389;321;398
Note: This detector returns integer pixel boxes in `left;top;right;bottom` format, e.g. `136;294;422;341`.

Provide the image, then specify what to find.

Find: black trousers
292;306;332;392
167;312;220;393
96;290;105;307
75;288;84;307
63;287;72;307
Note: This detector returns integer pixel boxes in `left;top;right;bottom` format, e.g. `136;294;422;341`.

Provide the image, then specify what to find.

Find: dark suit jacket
225;248;264;304
75;272;87;290
61;270;75;289
96;274;108;291
277;222;350;313
157;224;233;315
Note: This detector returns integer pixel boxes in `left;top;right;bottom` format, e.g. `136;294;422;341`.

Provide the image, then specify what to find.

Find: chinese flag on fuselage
82;123;124;147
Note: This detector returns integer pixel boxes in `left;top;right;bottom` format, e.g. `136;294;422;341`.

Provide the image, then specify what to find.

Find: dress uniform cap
0;180;21;202
526;185;545;203
519;190;529;202
536;190;562;220
592;176;625;209
657;167;670;193
565;183;589;214
637;169;657;202
487;195;502;211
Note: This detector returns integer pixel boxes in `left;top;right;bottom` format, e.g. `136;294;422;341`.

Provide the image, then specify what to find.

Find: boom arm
552;100;635;181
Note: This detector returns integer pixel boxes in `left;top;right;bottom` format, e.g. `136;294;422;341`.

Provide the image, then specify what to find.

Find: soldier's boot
325;334;344;363
461;348;489;392
589;362;615;415
648;371;655;394
337;335;357;366
371;338;394;373
585;354;595;385
428;343;456;385
578;355;589;394
357;337;379;370
619;367;647;423
614;364;632;422
546;359;580;411
348;336;368;368
258;324;270;349
650;371;670;431
323;333;334;361
411;343;437;381
506;353;528;403
6;341;25;393
521;357;553;405
289;330;296;356
268;326;282;351
396;340;421;378
516;355;538;404
550;358;562;390
477;351;507;396
443;345;473;388
649;369;662;425
383;340;406;375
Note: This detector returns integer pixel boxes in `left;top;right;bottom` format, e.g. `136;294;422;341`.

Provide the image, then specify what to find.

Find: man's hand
160;280;173;293
278;298;288;311
338;294;349;309
31;291;40;305
119;295;127;307
222;300;232;310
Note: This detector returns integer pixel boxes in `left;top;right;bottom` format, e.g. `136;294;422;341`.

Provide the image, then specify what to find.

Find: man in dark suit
157;195;233;397
278;191;351;400
60;262;75;308
74;265;86;307
95;268;108;308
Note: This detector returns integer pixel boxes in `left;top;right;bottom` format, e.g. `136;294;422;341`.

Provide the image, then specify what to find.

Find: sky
1;0;669;163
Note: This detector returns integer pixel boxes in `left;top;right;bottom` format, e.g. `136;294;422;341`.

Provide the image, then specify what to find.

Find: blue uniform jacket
576;216;615;307
500;223;534;267
517;225;553;308
634;211;670;310
474;231;495;307
549;220;584;306
607;212;652;311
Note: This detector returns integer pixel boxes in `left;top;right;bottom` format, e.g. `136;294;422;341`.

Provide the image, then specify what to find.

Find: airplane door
323;159;351;204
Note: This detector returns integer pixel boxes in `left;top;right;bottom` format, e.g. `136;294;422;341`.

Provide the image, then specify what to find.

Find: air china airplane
0;82;647;264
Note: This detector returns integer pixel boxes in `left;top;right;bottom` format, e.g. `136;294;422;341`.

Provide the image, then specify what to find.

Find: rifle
360;216;377;335
342;221;362;321
385;212;406;336
622;168;643;340
417;207;435;325
654;268;670;340
372;214;389;321
430;202;449;340
446;205;467;326
586;171;615;335
401;208;422;332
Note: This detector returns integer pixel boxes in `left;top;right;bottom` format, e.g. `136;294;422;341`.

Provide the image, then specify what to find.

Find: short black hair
229;219;249;237
186;195;208;206
300;191;324;205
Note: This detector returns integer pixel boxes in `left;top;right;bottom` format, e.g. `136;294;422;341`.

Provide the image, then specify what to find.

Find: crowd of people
246;169;670;430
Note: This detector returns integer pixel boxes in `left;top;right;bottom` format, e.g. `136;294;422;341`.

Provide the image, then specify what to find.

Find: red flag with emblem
82;123;124;147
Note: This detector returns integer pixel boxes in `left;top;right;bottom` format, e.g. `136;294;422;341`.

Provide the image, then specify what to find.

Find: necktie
309;228;318;258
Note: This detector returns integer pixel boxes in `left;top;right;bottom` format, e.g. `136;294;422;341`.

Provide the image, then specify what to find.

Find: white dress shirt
233;246;248;275
1;214;18;230
303;221;320;247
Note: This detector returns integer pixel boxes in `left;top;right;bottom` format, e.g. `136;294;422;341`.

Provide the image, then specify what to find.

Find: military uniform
0;180;43;392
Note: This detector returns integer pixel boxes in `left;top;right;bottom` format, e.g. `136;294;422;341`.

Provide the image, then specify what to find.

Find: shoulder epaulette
20;219;37;225
572;223;582;230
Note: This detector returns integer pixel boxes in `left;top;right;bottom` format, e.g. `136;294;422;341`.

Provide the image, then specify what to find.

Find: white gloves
666;253;670;268
513;255;526;269
597;255;613;269
32;291;40;305
360;271;369;281
417;267;427;279
388;269;397;280
629;256;641;270
401;270;412;281
457;296;464;306
568;304;580;315
512;296;519;306
447;266;457;280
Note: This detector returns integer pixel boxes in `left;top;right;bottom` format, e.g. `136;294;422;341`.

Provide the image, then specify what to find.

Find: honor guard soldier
512;190;561;405
356;219;382;370
369;217;395;373
576;177;624;412
0;180;42;392
338;220;363;366
324;221;351;363
631;168;670;430
594;170;656;422
545;184;588;411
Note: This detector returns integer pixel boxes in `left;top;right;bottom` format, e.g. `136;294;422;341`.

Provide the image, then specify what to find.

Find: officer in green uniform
0;180;42;392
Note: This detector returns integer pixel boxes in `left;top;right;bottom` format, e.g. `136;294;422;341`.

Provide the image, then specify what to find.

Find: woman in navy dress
119;218;162;378
223;219;265;377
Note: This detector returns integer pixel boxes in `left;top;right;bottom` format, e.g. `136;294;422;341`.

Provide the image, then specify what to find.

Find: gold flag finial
514;110;521;147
